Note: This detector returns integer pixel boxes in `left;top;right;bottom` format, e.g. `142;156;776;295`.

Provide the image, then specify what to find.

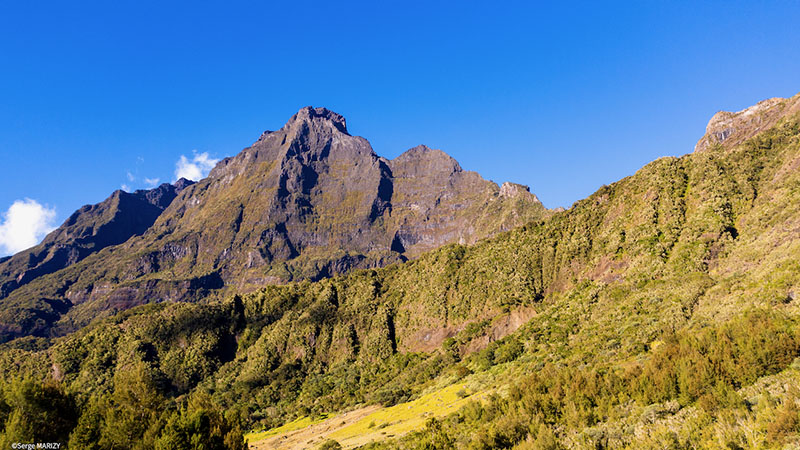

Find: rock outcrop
694;95;800;153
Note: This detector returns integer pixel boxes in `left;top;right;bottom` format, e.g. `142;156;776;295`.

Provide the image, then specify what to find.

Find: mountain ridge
0;107;547;342
0;179;194;299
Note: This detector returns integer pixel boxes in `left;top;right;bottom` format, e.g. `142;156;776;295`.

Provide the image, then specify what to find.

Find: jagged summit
694;93;800;152
252;107;348;144
173;177;194;190
394;144;456;162
210;106;370;180
285;106;349;134
0;106;547;341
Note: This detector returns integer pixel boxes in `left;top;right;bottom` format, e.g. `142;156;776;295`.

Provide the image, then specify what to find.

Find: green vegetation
0;374;244;449
246;414;331;442
350;310;800;449
0;379;77;447
319;440;343;450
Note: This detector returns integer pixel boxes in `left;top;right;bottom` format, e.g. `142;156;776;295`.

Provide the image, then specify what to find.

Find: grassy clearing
247;382;490;449
245;414;331;443
330;382;487;444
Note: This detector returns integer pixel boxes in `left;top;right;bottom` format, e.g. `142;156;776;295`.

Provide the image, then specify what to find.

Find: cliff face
387;145;543;256
0;107;546;341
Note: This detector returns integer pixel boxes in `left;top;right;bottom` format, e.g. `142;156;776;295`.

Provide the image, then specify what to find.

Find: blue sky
1;1;800;254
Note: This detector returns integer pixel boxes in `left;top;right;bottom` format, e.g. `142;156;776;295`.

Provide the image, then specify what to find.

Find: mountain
0;181;194;300
0;107;546;342
1;94;799;448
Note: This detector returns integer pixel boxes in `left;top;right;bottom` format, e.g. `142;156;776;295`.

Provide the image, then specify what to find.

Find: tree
318;440;343;450
0;379;77;446
154;394;246;450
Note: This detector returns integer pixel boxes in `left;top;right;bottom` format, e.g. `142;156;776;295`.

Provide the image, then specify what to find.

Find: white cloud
126;171;136;182
121;184;132;192
144;177;160;188
0;199;57;256
175;151;218;181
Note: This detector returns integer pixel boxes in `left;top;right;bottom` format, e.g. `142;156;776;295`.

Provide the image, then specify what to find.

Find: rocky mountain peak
285;106;348;135
694;93;800;152
390;145;462;177
173;177;195;191
210;107;365;180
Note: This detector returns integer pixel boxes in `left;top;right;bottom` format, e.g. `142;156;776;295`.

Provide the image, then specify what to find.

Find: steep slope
0;107;546;342
131;107;544;283
388;145;541;257
0;180;192;300
2;93;799;448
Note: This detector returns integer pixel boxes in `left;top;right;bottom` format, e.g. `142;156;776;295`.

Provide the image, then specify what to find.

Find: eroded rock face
0;107;547;340
387;146;544;255
694;96;800;153
133;107;546;280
